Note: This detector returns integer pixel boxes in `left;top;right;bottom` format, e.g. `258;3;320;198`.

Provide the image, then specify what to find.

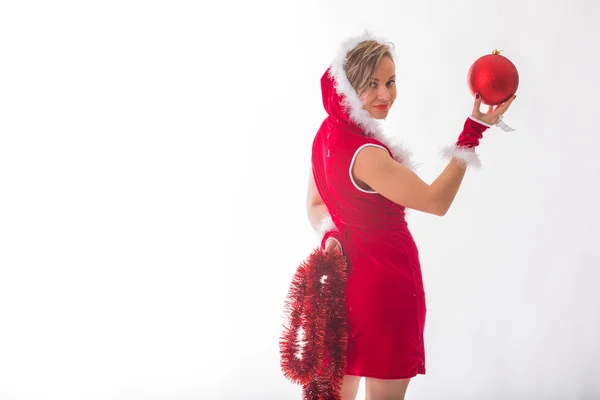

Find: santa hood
320;31;416;171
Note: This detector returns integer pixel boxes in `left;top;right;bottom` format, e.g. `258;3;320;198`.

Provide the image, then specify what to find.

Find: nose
377;86;391;101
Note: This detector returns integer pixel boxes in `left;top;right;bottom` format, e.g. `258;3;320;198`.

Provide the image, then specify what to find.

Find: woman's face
360;55;397;119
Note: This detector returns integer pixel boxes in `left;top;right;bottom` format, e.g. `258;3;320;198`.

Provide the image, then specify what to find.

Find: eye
386;80;396;87
369;81;377;88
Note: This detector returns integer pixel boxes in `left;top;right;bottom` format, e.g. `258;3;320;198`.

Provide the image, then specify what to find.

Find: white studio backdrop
0;0;598;399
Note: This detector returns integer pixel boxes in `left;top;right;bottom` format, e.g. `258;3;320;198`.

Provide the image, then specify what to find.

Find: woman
306;32;516;400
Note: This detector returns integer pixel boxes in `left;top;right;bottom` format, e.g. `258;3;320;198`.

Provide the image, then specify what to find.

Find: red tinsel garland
280;248;348;399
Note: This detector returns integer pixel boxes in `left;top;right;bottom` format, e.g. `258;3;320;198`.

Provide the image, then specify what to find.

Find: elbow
307;205;318;230
435;208;448;217
430;207;446;217
407;201;447;217
431;199;449;217
307;202;325;231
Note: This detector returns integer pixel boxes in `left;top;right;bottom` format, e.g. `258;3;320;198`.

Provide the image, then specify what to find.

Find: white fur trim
385;138;419;171
441;146;481;168
328;30;417;172
317;213;337;239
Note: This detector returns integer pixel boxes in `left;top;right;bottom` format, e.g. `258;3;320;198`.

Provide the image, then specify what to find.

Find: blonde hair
344;40;394;96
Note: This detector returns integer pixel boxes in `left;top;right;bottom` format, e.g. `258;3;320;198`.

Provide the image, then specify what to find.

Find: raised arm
352;147;467;216
353;94;516;216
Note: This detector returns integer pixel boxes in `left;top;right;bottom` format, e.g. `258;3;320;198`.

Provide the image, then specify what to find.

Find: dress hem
344;369;425;380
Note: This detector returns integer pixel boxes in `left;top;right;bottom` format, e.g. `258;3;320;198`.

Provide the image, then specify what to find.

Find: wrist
468;115;493;128
440;116;489;168
441;145;481;168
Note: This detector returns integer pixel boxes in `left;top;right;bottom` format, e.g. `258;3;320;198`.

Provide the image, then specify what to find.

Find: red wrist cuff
440;116;491;168
455;116;490;148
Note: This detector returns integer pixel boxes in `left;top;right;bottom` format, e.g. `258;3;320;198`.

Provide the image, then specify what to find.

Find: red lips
374;104;389;110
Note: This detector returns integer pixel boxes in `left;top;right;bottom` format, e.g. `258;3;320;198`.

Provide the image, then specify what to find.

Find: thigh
340;375;361;400
365;378;411;400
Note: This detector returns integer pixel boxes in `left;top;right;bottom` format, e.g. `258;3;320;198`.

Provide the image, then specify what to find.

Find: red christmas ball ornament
467;49;519;106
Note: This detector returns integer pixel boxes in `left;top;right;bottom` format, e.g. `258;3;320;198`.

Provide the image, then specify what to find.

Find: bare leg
365;378;411;400
340;375;361;400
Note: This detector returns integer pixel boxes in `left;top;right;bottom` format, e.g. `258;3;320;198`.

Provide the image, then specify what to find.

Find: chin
371;109;390;119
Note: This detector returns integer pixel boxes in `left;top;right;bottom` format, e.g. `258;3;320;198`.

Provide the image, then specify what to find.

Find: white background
1;1;599;399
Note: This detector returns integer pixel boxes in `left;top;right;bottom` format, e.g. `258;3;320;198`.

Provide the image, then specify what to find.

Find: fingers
492;94;517;116
472;93;482;115
324;238;342;255
330;243;342;255
471;93;517;125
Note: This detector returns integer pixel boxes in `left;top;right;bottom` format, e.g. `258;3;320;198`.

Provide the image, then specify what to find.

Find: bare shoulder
351;144;395;183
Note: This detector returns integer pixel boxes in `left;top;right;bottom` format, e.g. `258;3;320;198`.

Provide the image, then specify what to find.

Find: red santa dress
311;32;426;380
